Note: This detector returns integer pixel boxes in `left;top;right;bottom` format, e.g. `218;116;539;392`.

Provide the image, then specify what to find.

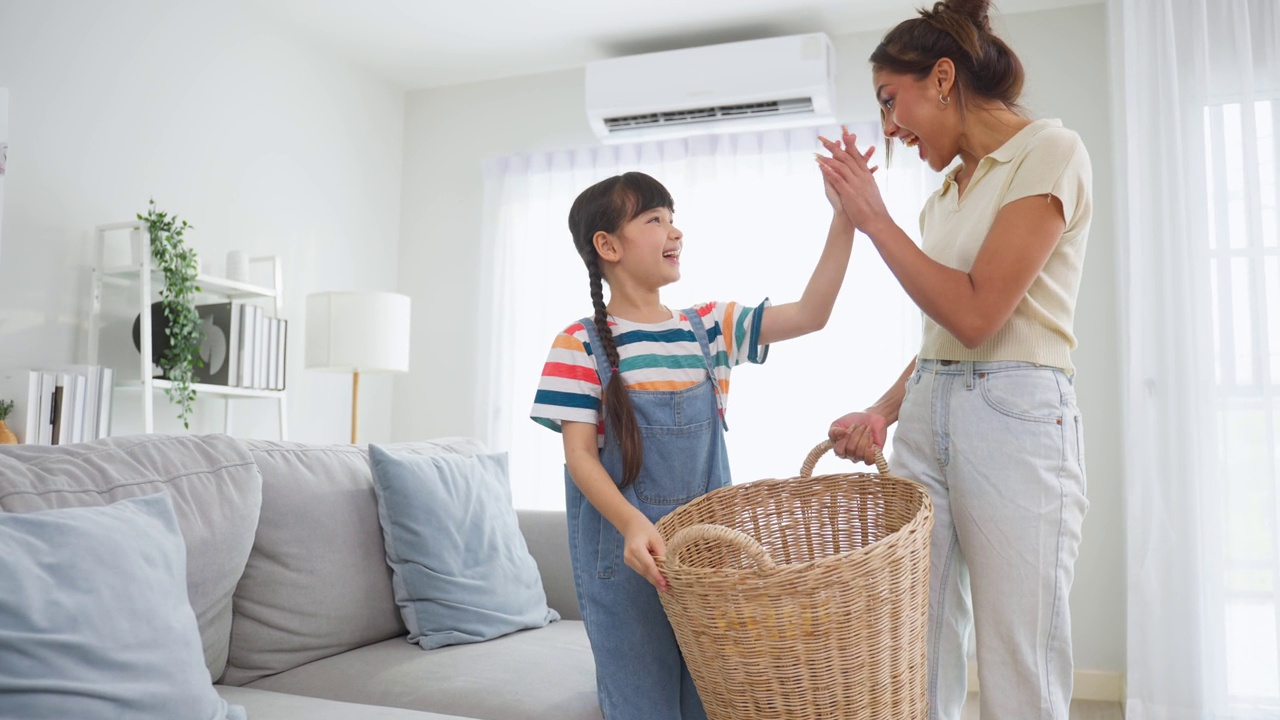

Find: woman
815;1;1092;718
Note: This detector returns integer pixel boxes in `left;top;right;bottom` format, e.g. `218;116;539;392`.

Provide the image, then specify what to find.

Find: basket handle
665;523;777;572
801;438;889;477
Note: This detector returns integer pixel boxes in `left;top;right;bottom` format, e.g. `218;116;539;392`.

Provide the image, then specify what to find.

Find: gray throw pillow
0;493;246;720
368;445;559;650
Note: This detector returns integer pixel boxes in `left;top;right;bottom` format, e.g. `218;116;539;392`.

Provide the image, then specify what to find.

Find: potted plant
137;200;203;428
0;399;16;444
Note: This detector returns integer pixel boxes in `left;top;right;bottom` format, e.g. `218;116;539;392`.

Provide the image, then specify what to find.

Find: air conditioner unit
585;33;837;145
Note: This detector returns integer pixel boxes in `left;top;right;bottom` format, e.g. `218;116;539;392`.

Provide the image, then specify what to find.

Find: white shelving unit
88;220;289;438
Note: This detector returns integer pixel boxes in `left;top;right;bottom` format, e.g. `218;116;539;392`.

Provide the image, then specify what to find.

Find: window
1206;98;1280;711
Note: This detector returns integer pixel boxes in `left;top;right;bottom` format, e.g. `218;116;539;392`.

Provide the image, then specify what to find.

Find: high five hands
816;126;893;235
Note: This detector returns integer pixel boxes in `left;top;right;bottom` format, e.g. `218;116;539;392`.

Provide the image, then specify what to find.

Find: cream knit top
918;118;1093;373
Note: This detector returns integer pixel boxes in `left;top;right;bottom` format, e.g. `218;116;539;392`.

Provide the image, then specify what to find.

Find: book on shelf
268;318;279;390
52;374;70;446
255;306;267;389
239;303;253;390
277;318;288;391
264;316;274;391
0;365;113;445
71;373;87;443
193;302;236;386
37;371;54;445
179;301;286;391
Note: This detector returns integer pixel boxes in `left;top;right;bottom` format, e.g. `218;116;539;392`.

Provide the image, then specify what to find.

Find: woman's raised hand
828;410;889;466
816;127;892;235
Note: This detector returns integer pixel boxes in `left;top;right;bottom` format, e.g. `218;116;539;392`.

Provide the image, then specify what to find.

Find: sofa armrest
516;510;581;621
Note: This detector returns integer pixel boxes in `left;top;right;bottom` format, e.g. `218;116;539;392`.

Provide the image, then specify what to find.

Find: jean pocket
978;369;1063;423
635;419;713;505
1073;411;1088;494
596;520;618;580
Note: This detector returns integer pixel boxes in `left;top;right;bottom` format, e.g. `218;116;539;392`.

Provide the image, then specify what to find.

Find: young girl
530;164;867;720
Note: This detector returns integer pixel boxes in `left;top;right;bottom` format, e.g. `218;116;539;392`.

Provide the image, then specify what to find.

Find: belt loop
965;361;974;390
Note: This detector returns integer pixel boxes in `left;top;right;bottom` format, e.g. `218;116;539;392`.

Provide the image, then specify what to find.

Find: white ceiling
249;0;1101;90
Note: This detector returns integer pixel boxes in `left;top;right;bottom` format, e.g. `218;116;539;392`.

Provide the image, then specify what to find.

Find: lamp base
351;370;360;445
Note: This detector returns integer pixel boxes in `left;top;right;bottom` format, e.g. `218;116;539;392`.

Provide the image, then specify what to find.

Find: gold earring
939;92;951;106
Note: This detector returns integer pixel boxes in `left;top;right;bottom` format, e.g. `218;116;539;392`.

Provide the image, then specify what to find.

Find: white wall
0;0;406;443
396;3;1122;676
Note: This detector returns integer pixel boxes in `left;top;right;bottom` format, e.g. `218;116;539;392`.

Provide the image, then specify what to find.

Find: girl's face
873;67;959;173
614;206;683;289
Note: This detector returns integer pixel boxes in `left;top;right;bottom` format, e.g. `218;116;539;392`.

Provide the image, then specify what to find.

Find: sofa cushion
369;446;559;650
0;434;261;681
222;438;487;686
515;509;581;621
0;493;246;720
243;621;601;720
216;686;469;720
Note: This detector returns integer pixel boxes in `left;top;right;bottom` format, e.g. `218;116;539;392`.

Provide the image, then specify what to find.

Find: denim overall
567;309;731;720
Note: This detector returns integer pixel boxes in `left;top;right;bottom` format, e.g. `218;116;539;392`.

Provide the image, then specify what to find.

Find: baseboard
967;663;1125;702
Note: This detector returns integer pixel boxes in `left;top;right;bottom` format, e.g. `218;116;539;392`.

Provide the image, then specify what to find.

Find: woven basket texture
655;440;934;720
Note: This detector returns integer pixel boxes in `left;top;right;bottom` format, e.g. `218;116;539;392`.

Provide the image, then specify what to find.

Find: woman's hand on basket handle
828;411;888;466
621;514;669;592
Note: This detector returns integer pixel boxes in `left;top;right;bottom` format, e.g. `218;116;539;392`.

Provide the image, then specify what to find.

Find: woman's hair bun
932;0;993;34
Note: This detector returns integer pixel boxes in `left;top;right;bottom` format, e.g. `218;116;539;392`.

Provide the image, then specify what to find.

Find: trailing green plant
0;399;13;422
138;199;203;428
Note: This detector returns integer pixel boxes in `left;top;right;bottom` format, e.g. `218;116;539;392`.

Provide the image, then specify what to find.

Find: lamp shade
305;291;411;373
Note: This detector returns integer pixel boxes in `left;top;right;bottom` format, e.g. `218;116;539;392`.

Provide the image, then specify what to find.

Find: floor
961;695;1124;719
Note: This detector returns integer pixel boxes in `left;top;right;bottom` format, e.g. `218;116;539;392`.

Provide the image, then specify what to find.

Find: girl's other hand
828;410;888;465
621;516;669;591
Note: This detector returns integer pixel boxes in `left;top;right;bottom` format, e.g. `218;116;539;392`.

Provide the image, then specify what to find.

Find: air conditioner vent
585;33;835;143
603;98;815;133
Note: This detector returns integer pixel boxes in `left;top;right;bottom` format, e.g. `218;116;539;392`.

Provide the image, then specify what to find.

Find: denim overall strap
577;316;615;391
682;307;729;432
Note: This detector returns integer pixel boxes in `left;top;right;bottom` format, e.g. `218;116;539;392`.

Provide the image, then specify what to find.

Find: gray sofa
0;433;602;720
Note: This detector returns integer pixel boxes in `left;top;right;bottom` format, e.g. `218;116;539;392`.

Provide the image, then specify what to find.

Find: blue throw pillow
368;445;559;650
0;493;245;720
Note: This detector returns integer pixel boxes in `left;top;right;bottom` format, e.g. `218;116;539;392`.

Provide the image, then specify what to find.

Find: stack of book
191;302;287;391
0;366;114;445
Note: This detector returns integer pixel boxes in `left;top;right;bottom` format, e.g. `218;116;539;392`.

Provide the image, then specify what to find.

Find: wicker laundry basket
655;439;934;720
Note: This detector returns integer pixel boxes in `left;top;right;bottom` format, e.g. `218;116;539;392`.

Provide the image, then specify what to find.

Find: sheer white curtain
1114;0;1280;716
477;125;941;510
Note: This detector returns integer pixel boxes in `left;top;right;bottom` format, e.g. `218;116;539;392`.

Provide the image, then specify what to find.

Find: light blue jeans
893;360;1089;720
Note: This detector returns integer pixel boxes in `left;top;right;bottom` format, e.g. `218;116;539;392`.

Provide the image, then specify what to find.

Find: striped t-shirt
531;300;770;446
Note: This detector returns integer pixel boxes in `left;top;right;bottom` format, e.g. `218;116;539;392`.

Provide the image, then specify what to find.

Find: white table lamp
305;291;411;444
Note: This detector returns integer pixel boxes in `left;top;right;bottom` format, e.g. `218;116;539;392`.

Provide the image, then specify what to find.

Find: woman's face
872;67;958;173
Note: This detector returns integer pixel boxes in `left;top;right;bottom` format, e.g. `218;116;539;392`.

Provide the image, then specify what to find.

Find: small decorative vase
0;420;17;444
225;250;249;282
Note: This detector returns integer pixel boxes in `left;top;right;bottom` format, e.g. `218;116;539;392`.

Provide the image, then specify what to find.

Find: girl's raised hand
621;515;669;591
817;135;848;214
816;128;891;235
822;171;844;215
